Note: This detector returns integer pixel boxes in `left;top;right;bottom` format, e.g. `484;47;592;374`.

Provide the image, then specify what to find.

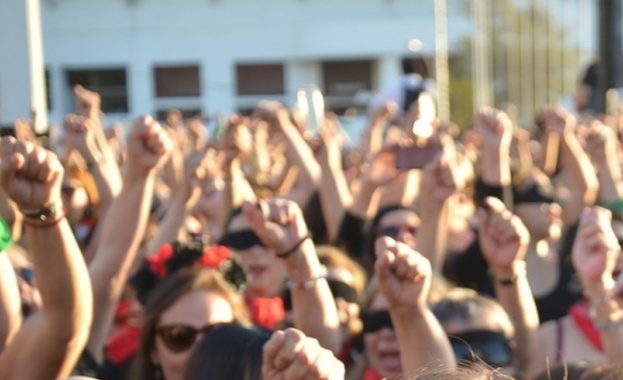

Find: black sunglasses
156;322;233;353
218;230;265;251
361;309;393;333
449;330;513;368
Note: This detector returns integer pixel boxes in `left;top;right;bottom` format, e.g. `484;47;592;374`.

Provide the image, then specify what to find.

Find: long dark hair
130;268;250;380
184;324;270;380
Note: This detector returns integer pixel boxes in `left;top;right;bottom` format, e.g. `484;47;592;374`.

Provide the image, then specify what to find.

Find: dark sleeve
303;191;328;245
442;231;490;293
474;178;513;209
335;210;367;260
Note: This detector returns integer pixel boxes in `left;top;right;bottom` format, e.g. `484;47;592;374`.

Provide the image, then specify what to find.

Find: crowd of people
0;68;622;380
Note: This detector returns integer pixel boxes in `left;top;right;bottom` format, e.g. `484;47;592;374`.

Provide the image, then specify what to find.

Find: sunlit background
0;0;613;141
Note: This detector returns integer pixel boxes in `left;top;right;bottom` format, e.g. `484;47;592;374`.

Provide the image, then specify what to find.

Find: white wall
40;0;473;123
0;0;47;131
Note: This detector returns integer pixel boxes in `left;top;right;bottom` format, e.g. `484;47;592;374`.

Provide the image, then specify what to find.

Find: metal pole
599;0;623;113
471;0;492;110
434;0;450;122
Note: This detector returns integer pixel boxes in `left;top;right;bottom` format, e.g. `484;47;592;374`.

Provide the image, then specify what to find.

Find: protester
2;72;623;380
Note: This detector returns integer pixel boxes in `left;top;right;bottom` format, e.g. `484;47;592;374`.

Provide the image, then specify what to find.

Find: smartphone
295;86;325;138
393;142;443;171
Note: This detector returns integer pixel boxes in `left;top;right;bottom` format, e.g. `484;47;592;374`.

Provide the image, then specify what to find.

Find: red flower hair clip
196;245;231;269
147;244;174;278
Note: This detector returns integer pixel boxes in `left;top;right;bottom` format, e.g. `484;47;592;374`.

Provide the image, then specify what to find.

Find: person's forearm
480;146;511;187
318;161;353;243
378;170;420;208
596;149;623;202
278;120;321;191
416;199;449;275
27;217;93;372
363;118;386;156
285;239;341;353
87;173;155;362
560;132;598;205
492;262;539;372
391;307;456;374
0;254;21;353
147;188;191;254
225;159;257;210
350;180;382;219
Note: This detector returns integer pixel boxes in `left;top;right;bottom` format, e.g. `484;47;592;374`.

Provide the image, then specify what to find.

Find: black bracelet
276;232;312;259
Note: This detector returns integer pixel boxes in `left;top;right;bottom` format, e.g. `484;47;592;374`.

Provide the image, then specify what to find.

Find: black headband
513;183;554;205
282;279;359;311
360;309;393;333
218;230;265;251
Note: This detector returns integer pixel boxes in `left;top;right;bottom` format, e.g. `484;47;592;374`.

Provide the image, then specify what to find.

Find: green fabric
0;217;13;252
600;199;623;219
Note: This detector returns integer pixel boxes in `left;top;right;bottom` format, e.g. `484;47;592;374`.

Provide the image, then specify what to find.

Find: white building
0;0;598;131
39;0;477;125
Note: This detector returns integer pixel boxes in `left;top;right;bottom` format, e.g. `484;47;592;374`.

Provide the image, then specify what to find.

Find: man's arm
0;138;93;380
86;116;172;363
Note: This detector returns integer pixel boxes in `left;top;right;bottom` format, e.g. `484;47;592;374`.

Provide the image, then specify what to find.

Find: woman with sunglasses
432;196;537;377
354;237;455;380
131;267;249;380
0;138;93;379
218;199;341;353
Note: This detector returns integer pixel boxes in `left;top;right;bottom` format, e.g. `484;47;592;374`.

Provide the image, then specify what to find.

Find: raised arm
0;138;93;379
478;197;538;373
87;116;172;363
349;148;400;219
243;199;340;353
583;121;623;204
147;152;208;254
220;115;257;221
571;206;623;364
416;138;462;274
544;107;599;224
375;237;456;375
473;107;514;208
315;117;353;244
63;114;122;212
255;101;321;209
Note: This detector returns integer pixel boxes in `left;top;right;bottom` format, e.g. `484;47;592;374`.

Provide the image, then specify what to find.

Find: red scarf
568;301;603;352
364;367;382;380
245;295;285;330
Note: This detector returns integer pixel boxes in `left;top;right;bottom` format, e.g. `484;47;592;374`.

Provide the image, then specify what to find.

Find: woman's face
227;214;285;297
376;209;420;249
61;177;89;226
363;293;402;378
151;289;234;380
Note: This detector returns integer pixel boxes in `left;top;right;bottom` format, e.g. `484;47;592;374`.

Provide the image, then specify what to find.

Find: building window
154;66;201;98
236;63;285;95
322;60;373;113
66;68;128;113
322;60;373;97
